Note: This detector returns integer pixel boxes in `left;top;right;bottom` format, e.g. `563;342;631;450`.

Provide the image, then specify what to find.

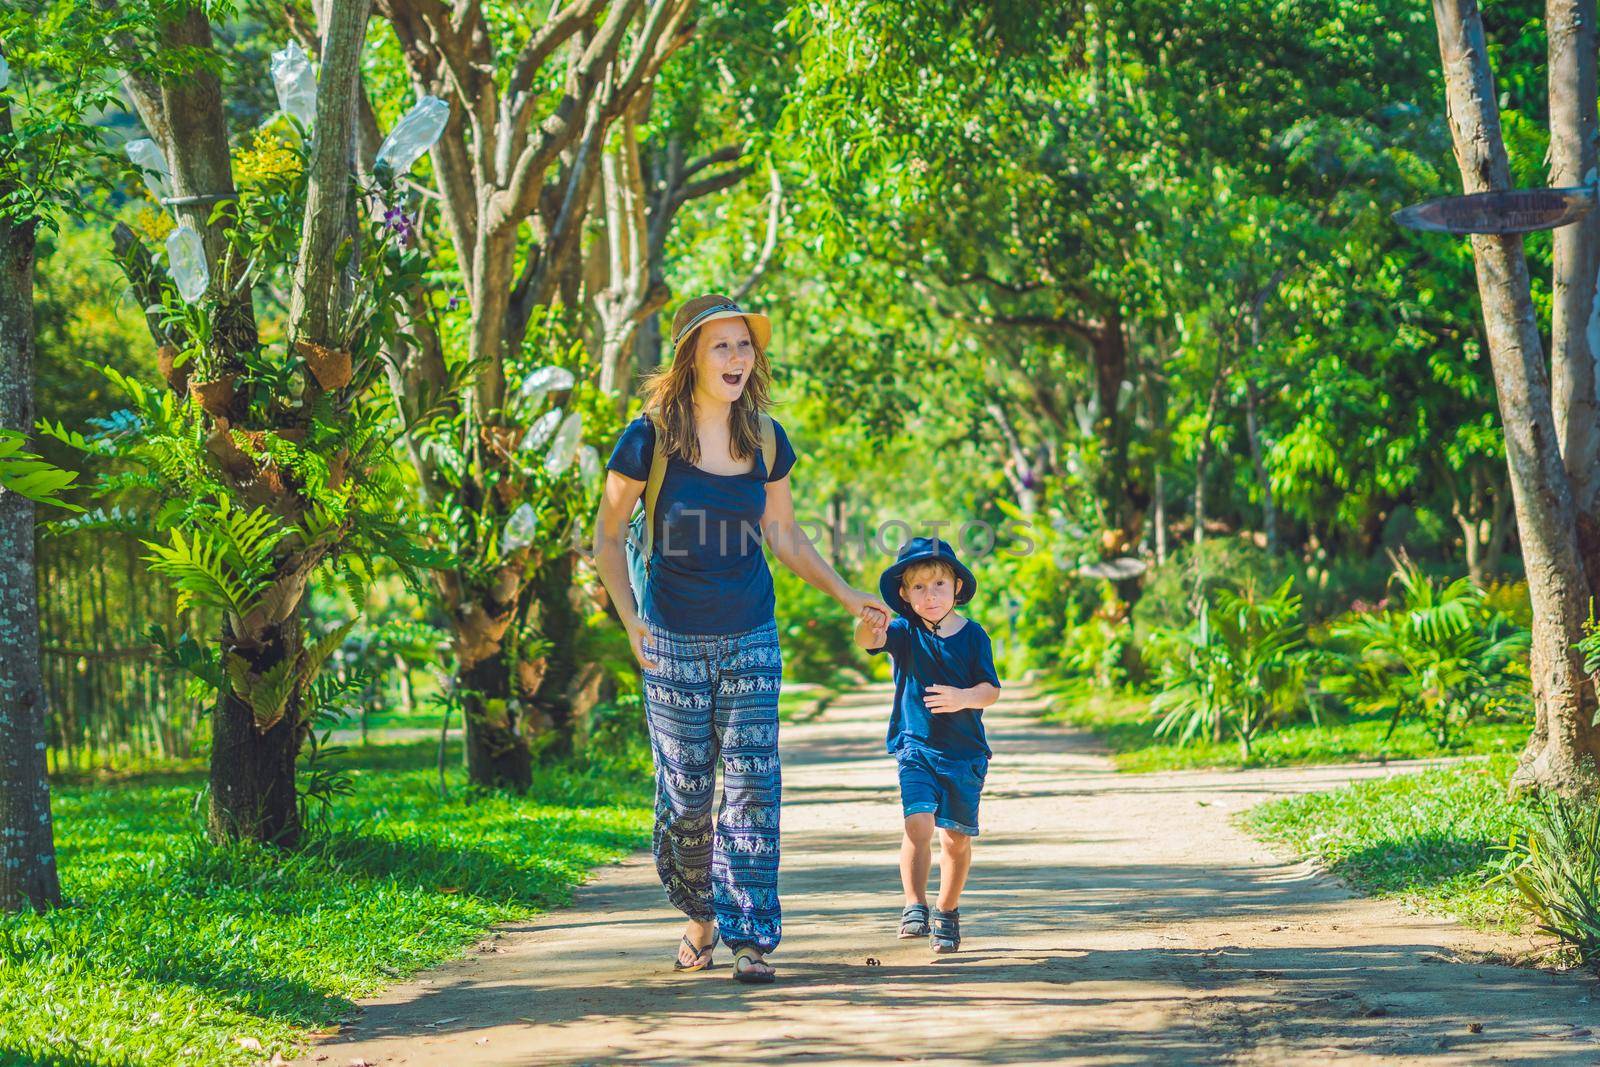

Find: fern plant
1498;795;1600;968
1149;576;1309;759
1321;556;1529;746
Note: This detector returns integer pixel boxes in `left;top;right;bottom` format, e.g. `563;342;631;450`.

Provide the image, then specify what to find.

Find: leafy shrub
1500;796;1600;968
1321;557;1530;747
971;499;1096;674
774;560;865;685
1482;579;1532;629
1058;585;1137;688
1133;538;1289;652
1148;576;1310;758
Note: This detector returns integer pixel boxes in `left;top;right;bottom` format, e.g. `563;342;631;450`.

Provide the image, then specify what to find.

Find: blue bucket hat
879;537;978;623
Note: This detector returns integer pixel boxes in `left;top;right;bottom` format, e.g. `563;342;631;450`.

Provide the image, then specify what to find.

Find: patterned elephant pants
641;616;783;953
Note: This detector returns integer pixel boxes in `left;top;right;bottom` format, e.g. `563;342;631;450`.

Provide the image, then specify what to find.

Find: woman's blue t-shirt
868;615;1000;759
605;414;797;636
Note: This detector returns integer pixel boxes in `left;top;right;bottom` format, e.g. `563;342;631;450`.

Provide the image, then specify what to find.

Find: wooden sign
1394;186;1597;234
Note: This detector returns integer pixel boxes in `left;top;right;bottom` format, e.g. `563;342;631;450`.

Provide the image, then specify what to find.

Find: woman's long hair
639;323;774;465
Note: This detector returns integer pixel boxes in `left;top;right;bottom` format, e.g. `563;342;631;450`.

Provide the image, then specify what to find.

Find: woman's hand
623;614;661;671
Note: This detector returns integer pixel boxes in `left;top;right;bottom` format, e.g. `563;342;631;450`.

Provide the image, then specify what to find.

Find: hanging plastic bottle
520;408;564;452
577;445;600;485
375;96;450;175
544;411;584;475
165;225;209;303
0;53;10;92
518;365;576;406
270;41;318;128
501;503;538;555
125;139;171;204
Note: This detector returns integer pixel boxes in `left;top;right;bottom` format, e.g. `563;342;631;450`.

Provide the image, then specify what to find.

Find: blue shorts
896;744;988;837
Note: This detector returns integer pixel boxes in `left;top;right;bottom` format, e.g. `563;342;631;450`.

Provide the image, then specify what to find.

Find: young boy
853;536;1002;954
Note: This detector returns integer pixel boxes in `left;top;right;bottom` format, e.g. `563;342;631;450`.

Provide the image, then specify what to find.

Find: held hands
923;684;973;714
845;588;891;630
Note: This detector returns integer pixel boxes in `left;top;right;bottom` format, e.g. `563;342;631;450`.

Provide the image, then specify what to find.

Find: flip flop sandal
673;930;718;972
731;946;776;984
899;902;931;939
930;908;960;954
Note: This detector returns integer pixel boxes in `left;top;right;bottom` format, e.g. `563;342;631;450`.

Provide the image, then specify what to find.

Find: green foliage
1148;576;1310;757
1133;538;1289;649
1044;680;1528;772
0;1;148;229
1499;796;1600;969
142;495;283;619
774;557;862;686
0;429;81;509
1321;557;1530;747
0;740;650;1066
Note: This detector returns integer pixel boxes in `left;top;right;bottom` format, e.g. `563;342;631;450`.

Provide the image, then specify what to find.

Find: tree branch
289;0;373;348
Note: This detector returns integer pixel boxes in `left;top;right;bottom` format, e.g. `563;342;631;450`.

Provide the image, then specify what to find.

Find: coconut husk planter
156;344;190;395
205;420;256;481
327;448;350;489
295;339;353;391
480;424;524;457
190;373;238;418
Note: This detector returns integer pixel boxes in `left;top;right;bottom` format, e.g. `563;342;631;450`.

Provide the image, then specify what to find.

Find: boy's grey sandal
930;907;961;954
899;902;931;939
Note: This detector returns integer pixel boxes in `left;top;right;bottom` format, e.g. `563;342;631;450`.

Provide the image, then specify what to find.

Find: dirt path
303;683;1596;1065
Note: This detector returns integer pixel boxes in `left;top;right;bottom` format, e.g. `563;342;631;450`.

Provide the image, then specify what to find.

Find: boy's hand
854;610;888;650
923;684;972;714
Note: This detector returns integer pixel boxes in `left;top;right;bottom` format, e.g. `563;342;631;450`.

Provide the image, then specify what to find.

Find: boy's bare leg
935;827;973;911
901;813;935;904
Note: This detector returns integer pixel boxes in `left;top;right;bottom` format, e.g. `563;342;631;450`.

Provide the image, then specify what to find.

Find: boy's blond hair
901;558;961;591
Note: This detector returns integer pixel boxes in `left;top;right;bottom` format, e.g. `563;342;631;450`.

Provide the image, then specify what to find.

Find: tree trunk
0;202;62;912
460;652;533;791
526;549;586;744
208;619;304;847
1431;0;1600;796
1090;310;1139;550
1548;0;1600;523
1243;377;1278;554
1192;354;1229;551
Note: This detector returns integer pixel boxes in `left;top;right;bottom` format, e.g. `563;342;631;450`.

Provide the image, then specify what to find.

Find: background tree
0;0;138;911
1424;0;1600;796
66;0;438;846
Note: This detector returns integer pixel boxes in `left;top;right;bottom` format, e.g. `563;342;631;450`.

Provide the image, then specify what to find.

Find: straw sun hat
669;293;772;359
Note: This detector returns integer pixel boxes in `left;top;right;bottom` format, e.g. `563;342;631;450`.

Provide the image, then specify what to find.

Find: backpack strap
759;413;777;481
640;414;668;567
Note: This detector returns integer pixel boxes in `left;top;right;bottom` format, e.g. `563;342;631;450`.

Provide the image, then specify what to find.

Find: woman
592;292;889;984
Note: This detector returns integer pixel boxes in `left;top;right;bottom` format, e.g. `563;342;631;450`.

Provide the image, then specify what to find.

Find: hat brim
879;552;977;621
673;310;772;356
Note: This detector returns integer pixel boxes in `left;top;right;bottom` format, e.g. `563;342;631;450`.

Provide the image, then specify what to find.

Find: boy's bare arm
854;613;888;652
923;682;1002;714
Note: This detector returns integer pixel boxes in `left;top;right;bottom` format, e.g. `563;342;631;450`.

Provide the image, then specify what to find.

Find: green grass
1240;756;1529;931
1039;683;1529;772
2;740;651;1067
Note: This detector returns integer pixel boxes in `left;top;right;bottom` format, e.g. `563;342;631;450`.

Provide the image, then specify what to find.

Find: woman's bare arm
762;474;889;623
591;470;658;669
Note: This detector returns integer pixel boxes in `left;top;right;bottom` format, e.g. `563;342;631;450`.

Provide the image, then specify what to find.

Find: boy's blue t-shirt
605;414;797;636
868;615;1000;759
